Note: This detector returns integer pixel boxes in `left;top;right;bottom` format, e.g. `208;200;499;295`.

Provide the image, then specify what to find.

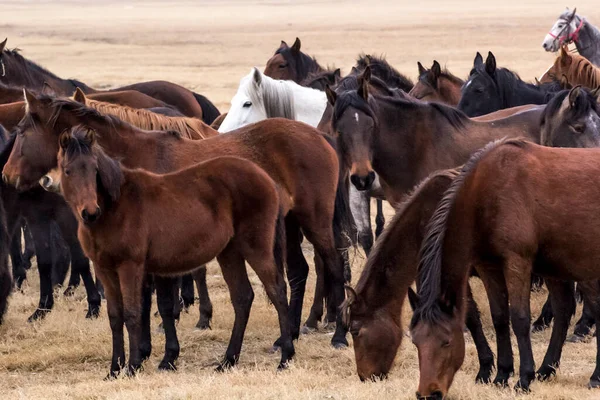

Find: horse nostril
40;176;51;189
432;390;444;400
82;209;90;222
543;43;547;50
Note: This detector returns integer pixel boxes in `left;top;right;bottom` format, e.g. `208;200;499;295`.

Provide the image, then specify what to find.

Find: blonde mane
81;97;217;140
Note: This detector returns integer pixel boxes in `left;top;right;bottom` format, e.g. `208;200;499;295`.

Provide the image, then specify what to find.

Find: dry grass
2;0;600;399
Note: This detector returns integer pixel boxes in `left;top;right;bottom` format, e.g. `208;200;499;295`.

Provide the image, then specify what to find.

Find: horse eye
279;63;288;69
442;340;451;348
243;101;252;108
572;124;585;133
64;169;70;176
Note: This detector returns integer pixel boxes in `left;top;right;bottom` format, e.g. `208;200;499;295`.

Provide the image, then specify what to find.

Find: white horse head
542;8;581;52
218;67;326;132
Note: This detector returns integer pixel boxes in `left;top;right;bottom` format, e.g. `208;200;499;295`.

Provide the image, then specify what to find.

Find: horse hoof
104;371;119;381
493;377;510;388
215;359;234;373
277;361;290;371
331;339;348;350
531;323;549;333
27;308;50;323
158;361;177;371
125;364;142;377
536;365;556;381
195;320;211;330
475;369;493;384
588;378;600;389
85;306;101;319
300;325;317;335
63;286;77;297
514;380;531;393
567;333;588;343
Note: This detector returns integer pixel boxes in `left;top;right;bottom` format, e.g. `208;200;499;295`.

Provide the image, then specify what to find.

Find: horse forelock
250;74;296;120
331;90;378;131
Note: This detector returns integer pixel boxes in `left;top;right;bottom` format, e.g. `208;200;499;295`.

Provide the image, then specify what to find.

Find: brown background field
2;1;600;399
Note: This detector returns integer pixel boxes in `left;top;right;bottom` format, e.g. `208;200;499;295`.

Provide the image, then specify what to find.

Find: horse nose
543;42;548;50
40;175;52;189
350;171;376;191
415;390;444;400
82;207;101;223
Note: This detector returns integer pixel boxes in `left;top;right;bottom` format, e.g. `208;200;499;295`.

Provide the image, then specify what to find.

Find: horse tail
192;92;221;125
0;189;12;325
413;137;528;323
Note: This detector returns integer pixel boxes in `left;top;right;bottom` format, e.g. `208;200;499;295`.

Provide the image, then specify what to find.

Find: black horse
458;52;563;117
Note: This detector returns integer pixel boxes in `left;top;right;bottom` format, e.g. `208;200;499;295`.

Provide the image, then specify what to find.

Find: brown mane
545;50;600;89
80;96;217;140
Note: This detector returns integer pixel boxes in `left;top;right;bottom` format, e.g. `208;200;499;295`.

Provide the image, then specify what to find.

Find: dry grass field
2;0;600;399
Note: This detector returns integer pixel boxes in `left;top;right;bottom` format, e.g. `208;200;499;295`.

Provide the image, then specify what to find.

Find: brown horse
540;46;600;89
410;138;600;397
58;125;293;376
2;91;352;350
264;38;324;83
326;67;542;206
73;89;216;140
409;61;464;105
0;39;220;124
0;127;12;324
341;169;494;383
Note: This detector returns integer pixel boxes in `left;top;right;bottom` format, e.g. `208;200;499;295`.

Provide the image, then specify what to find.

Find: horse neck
439;77;463;106
296;54;323;82
575;19;600;66
292;85;327;127
74;113;147;157
502;79;546;106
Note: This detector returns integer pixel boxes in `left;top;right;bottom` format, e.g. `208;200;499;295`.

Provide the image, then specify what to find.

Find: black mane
355;54;413;92
275;46;323;83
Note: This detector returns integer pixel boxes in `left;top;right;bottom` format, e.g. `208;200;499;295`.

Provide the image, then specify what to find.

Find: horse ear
59;129;72;150
84;127;96;146
571;8;577;19
252;67;262;86
591;86;600;103
568;85;583;109
357;66;370;100
41;82;56;97
485;52;496;75
291;37;301;54
534;77;541;85
417;61;426;76
407;287;420;311
325;85;337;106
279;40;288;49
23;88;39;114
0;38;6;53
333;68;341;80
560;74;571;89
73;87;87;104
474;52;483;67
431;61;441;78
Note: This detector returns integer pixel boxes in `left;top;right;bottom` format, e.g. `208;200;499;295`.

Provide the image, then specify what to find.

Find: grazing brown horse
341;169;494;383
409;61;464;105
410;138;600;396
2;92;352;350
326;67;542;206
73;89;217;140
58;126;293;377
540;46;600;89
0;39;220;124
264;38;324;83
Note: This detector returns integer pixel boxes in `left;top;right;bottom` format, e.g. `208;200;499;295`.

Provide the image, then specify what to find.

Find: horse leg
192;266;213;330
180;273;195;311
465;282;494;384
139;274;152;362
216;245;254;371
301;217;347;348
577;280;600;388
50;224;71;289
536;279;575;381
116;260;145;375
571;295;596;341
531;292;553;332
350;185;373;255
56;214;101;318
243;242;295;369
9;229;26;289
505;256;535;392
155;276;180;371
285;217;310;338
95;268;125;379
307;252;326;330
375;198;385;238
22;222;35;270
478;267;514;387
26;220;55;322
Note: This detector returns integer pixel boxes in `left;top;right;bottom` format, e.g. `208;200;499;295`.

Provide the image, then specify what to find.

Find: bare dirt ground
2;0;600;399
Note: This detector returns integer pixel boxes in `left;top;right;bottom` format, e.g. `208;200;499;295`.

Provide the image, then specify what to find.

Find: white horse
218;68;327;132
542;8;600;66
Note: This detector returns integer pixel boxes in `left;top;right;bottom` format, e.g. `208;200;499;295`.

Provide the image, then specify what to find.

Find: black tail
192;92;221;125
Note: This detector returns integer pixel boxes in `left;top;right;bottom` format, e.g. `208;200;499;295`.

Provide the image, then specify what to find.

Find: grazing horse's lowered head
264;37;323;83
541;86;600;148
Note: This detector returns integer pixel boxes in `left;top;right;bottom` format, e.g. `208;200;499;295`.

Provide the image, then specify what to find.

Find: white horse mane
246;70;296;120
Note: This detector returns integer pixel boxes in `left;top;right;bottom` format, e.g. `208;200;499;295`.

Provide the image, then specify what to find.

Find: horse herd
2;6;600;399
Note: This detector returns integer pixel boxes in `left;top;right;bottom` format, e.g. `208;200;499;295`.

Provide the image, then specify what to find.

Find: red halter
549;18;585;44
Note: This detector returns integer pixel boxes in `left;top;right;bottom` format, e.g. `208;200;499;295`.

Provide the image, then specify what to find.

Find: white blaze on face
354;112;359;123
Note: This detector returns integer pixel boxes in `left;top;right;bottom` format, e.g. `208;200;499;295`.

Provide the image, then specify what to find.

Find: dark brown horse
264;38;324;83
341;169;494;383
0;39;220;124
326;67;542;206
409;61;464;105
301;69;342;91
58;126;292;377
2;92;352;351
0;125;12;324
411;138;600;397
